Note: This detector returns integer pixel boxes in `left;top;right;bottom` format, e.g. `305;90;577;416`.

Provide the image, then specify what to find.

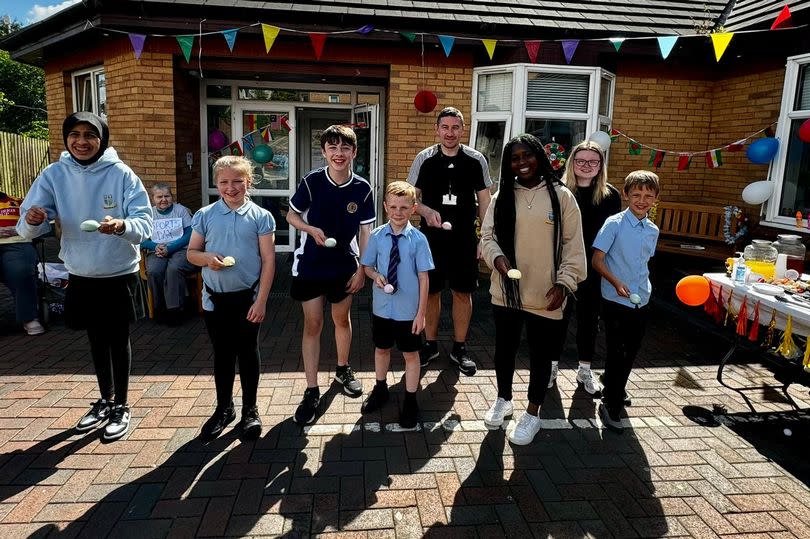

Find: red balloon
675;275;711;307
799;119;810;143
414;90;437;113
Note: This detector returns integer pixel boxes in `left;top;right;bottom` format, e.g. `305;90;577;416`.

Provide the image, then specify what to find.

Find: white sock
578;362;590;371
551;361;558;367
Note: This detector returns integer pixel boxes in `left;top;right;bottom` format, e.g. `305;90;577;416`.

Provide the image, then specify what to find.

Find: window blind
526;72;589;113
477;73;512;112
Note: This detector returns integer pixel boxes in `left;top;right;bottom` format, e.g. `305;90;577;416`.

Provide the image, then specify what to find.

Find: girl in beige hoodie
480;134;586;445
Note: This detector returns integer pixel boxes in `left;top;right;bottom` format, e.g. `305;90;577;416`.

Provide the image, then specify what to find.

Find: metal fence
0;131;49;197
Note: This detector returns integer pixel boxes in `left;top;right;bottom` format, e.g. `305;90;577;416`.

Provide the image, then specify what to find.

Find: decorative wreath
723;205;748;245
544;142;567;171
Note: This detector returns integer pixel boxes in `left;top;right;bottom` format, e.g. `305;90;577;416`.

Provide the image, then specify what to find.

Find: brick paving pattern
1;254;810;537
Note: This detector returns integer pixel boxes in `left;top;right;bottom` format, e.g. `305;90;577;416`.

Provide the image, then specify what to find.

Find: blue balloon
746;137;779;164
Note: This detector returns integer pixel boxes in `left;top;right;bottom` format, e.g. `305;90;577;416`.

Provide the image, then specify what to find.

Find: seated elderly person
141;183;195;325
0;191;44;335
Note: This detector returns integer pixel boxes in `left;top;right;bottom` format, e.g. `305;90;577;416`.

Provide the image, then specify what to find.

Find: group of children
17;111;660;444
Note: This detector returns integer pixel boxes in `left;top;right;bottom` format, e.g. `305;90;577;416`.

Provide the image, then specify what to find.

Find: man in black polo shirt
407;107;492;375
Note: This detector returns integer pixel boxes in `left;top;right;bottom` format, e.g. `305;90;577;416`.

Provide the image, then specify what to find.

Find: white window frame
763;53;810;232
71;65;106;120
471;63;615;180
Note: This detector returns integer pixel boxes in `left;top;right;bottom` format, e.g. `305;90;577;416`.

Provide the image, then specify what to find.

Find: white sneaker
576;367;602;396
547;362;558;389
508;412;542;445
23;320;45;336
484;397;513;427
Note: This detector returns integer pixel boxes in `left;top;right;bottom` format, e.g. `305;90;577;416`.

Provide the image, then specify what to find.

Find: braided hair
494;134;563;310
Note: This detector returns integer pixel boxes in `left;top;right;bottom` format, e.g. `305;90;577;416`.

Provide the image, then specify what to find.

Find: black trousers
602;300;648;415
86;320;131;406
493;305;566;404
203;304;261;412
564;270;602;363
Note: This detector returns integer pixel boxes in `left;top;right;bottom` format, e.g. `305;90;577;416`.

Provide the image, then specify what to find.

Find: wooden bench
651;202;742;260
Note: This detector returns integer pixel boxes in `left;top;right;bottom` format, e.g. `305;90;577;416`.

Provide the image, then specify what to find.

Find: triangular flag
609;38;624;52
628;141;642;155
261;24;280;53
222;141;243;156
561;40;579;64
356;24;375;34
771;5;793;30
400;32;417;43
222;29;238;52
524;40;540;63
260;126;271;142
711;32;734;62
648;149;666;168
309;33;327;60
128;33;146;60
482;39;497;60
438;35;455;57
706;149;723;168
176;35;194;63
657;36;678;59
241;133;255;152
677;153;693;171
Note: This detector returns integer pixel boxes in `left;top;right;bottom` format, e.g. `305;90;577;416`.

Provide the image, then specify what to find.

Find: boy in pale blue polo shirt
592;170;660;432
360;181;434;428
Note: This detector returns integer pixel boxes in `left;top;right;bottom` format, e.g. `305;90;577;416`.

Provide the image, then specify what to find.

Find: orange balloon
675;275;711;306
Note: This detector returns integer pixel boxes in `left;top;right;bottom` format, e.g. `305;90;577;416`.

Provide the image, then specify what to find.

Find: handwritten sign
152;218;183;243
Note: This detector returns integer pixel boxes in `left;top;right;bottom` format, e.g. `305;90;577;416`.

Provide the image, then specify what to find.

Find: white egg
384;283;395;294
506;269;522;280
222;256;236;267
629;293;641;305
80;219;100;232
784;428;792;436
324;237;337;248
441;222;453;230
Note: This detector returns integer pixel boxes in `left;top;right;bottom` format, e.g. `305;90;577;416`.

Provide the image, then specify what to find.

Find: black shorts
424;230;478;294
290;273;354;303
371;315;422;352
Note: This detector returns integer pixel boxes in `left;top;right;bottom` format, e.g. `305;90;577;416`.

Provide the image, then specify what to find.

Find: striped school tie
387;234;401;292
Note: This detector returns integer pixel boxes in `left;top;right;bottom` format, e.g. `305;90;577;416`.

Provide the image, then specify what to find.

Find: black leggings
86;321;131;405
493;305;566;404
204;306;261;411
568;271;602;363
602;300;648;414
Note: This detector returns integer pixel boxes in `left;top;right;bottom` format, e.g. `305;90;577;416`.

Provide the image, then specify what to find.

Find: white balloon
588;131;612;150
741;180;773;205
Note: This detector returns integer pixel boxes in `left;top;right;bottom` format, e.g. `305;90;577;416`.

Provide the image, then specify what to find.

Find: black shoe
75;399;111;432
598;373;631;406
450;345;477;376
241;406;262;440
399;396;419;429
103;404;131;441
200;405;236;441
420;341;439;367
294;388;321;425
335;366;363;397
598;402;624;433
361;384;390;414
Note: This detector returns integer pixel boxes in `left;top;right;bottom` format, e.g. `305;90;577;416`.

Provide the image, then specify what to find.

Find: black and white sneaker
75;399;111;432
419;341;439;367
103;405;131;441
241;406;262;440
335;366;363;397
598;403;624;433
450;344;477;376
294;388;321;425
200;405;236;441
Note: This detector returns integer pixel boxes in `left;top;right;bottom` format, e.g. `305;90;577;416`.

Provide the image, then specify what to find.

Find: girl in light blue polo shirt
188;156;276;442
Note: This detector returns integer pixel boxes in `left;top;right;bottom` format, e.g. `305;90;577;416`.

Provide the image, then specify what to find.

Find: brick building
3;1;810;249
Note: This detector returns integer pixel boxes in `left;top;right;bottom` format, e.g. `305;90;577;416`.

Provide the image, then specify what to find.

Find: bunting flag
677;154;692;171
609;38;624;52
710;32;734;62
400;32;417;43
222;141;243;156
482;39;497;60
261;24;280;53
524;40;541;63
241;133;255;152
280;115;292;132
561;40;579;64
222;29;238;52
176;35;194;63
129;33;146;60
309;33;327;60
657;36;678;59
438;35;455;57
706;149;723;168
628;141;642;155
610;128;620;141
208;150;222;165
356;24;375;34
749;301;760;342
648;149;666;168
735;297;748;337
246;114;256;132
771;5;793;30
260;126;272;142
727;140;745;152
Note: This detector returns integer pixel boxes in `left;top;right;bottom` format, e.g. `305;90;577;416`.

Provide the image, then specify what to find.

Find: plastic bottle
733;252;748;284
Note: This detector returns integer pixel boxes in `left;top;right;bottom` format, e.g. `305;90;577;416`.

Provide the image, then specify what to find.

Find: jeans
493;305;566;404
0;242;39;324
602;300;648;415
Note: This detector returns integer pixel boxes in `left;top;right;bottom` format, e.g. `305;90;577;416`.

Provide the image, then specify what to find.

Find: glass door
352;103;381;213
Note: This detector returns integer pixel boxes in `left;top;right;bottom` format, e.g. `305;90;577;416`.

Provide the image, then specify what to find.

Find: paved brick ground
1;254;810;538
